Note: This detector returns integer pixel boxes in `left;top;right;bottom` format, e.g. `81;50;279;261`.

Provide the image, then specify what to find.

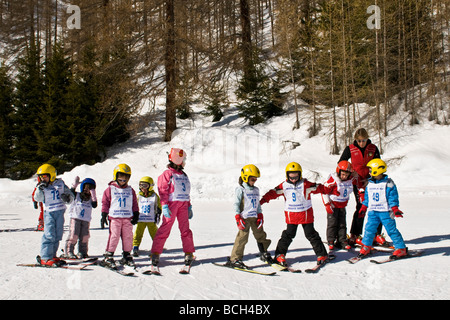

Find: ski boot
274;254;287;267
225;257;249;269
132;246;139;257
151;253;160;266
184;252;195;266
259;251;274;264
36;256;64;267
317;255;329;265
357;245;372;258
120;251;136;268
374;234;387;247
101;251;117;269
391;248;407;259
36;219;44;231
328;241;335;250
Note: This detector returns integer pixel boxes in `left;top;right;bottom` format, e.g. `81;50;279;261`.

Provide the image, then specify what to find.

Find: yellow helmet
36;164;57;182
240;164;260;183
367;159;387;176
285;162;302;179
139;176;154;192
113;163;131;181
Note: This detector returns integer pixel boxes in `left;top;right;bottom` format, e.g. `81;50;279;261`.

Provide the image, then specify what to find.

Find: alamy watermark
367;5;381;30
66;5;81;30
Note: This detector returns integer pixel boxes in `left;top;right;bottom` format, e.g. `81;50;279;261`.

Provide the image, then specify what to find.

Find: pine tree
0;63;14;177
11;41;45;179
38;42;74;171
236;59;285;125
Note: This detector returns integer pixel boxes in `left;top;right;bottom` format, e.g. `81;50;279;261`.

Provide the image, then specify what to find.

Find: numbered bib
329;173;354;203
109;185;133;218
138;194;157;222
68;193;93;222
169;173;190;202
366;182;388;211
43;179;67;212
240;186;260;219
282;181;312;212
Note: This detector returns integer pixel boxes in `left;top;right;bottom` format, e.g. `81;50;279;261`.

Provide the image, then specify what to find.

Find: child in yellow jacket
133;176;162;256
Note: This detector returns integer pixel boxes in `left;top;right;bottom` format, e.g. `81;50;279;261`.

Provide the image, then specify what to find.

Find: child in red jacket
260;162;338;267
321;161;358;251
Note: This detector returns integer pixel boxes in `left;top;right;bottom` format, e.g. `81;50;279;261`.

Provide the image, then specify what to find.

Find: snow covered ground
1;105;449;301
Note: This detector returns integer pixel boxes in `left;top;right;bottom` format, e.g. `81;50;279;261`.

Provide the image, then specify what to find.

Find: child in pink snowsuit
151;148;195;266
101;163;140;269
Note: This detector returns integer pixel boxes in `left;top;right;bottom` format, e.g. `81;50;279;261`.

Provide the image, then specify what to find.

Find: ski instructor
338;128;384;246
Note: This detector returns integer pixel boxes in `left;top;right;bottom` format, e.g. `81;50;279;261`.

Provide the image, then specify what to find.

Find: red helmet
336;160;353;175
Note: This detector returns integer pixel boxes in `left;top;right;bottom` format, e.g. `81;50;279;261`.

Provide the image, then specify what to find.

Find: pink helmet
169;148;186;166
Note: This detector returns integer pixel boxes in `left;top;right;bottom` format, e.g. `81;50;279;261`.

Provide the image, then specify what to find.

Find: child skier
226;164;272;269
33;164;74;266
151;148;195;267
322;160;357;250
260;162;339;266
356;159;407;258
101;163;140;269
62;177;98;259
132;176;161;257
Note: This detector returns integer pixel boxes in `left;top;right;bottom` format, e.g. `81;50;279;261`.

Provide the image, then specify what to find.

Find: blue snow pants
362;210;406;249
41;209;65;259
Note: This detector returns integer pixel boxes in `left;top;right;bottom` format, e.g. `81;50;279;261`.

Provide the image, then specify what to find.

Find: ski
96;261;136;277
150;265;161;275
304;254;336;273
347;255;365;264
213;262;276;276
63;257;99;265
268;262;302;273
180;256;196;274
370;250;424;264
347;247;391;264
17;263;91;270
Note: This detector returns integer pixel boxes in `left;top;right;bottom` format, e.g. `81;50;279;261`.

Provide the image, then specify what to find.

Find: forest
0;0;448;179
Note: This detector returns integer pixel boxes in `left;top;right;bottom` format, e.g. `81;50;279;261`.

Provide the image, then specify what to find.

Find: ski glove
72;176;80;189
162;204;171;218
358;204;367;218
235;214;245;230
60;193;71;203
37;182;48;190
325;202;334;214
101;212;109;229
188;205;193;219
90;189;97;202
131;211;140;225
256;213;264;229
391;206;403;218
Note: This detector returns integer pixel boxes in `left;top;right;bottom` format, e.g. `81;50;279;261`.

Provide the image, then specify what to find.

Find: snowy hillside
1;104;450;303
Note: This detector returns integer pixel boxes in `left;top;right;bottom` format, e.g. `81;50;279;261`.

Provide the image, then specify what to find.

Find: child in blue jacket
357;159;407;258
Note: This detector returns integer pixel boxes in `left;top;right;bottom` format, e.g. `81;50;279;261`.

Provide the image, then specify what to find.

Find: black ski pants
275;223;327;258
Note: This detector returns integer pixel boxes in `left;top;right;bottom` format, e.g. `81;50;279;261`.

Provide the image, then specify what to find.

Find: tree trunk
164;0;177;141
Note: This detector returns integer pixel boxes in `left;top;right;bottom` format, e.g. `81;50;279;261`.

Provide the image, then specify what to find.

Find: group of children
32;145;407;269
228;157;407;269
33;148;194;268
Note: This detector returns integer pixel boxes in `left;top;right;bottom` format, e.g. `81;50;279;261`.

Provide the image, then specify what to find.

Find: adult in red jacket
338;128;383;245
260;162;338;266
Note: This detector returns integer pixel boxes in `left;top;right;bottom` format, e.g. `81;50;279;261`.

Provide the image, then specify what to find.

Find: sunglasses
139;183;153;188
357;139;368;143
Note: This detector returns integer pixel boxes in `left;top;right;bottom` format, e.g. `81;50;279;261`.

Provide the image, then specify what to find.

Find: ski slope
1;105;449;301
